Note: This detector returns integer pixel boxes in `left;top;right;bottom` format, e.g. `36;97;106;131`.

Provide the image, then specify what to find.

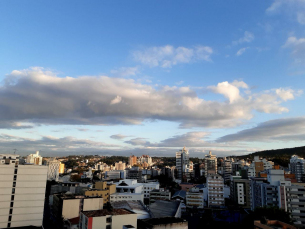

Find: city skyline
1;1;305;157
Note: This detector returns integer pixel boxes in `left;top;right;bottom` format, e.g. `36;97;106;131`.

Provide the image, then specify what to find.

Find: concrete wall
83;198;103;211
62;199;81;219
112;214;137;229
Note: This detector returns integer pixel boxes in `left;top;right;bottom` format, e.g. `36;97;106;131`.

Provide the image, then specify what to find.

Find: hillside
237;145;305;167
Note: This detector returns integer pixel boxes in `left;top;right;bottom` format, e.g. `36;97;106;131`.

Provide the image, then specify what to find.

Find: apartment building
26;151;43;165
79;208;137;229
52;193;103;221
129;155;137;166
47;158;61;181
143;181;159;199
250;169;305;226
248;156;274;177
207;174;225;207
138;155;152;166
115;161;126;171
0;154;48;228
230;175;251;208
186;187;204;209
149;188;171;204
204;151;217;177
289;155;305;183
84;181;116;204
176;147;192;180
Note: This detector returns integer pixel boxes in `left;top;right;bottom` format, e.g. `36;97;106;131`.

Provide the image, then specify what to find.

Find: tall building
138;155;152;166
222;157;233;182
47;158;61;181
289;155;305;183
26;151;43;165
250;169;305;226
175;147;192;180
204;151;217;177
230;175;251;208
115;161;126;170
129;155;137;166
207;174;224;208
0;154;48;228
248;156;274;177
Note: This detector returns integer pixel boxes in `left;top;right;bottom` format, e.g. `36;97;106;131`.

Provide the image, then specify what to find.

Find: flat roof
82;208;135;217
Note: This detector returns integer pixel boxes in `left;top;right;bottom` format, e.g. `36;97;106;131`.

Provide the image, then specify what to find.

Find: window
106;217;112;223
106;225;111;229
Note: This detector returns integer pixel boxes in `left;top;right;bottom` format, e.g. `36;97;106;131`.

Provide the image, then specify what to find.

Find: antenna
13;149;17;155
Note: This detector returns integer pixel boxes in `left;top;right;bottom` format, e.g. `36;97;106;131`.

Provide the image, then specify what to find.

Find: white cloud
267;0;305;25
232;31;254;45
208;81;242;103
276;88;302;101
133;45;213;68
110;96;122;105
110;66;139;77
236;47;249;56
0;68;299;129
283;36;305;63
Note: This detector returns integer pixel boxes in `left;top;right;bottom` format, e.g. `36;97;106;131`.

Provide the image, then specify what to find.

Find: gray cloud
0;68;299;129
0;134;119;156
125;131;245;148
110;134;132;140
217;116;305;142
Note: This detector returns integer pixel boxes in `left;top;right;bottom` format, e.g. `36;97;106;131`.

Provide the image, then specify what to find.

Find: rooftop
139;217;187;226
149;200;181;218
82;208;135;217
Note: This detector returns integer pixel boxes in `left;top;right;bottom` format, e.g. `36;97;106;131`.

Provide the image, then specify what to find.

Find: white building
143;181;159;199
176;147;192;180
207;174;225;208
115;161;126;170
0;154;48;228
26;151;43;165
138;155;152;166
289;155;305;183
47;158;61;181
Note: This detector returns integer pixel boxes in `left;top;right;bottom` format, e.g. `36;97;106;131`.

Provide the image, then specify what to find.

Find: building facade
204;151;217;177
115;161;126;171
230;175;251;208
207;174;224;208
79;208;137;229
0;154;48;228
176;147;192;180
289;155;305;183
26;151;43;165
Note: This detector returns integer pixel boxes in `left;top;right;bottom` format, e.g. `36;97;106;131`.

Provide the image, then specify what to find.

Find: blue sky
1;0;305;157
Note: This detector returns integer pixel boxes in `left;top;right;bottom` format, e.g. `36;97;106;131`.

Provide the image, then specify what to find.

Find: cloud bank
0;68;299;129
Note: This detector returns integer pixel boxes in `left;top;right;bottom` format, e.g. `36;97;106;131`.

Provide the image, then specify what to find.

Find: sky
1;0;305;158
